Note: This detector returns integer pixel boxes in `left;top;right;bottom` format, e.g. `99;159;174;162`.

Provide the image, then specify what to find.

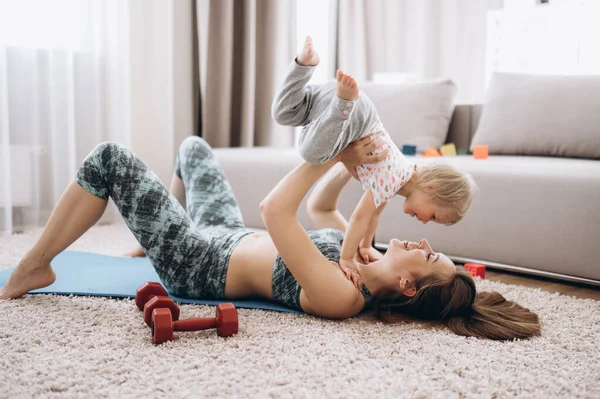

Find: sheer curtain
331;0;504;102
0;0;194;234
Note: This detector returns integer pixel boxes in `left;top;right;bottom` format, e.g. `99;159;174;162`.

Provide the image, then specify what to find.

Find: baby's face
403;190;452;225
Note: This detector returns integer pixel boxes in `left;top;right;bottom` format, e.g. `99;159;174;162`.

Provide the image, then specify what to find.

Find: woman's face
383;238;455;282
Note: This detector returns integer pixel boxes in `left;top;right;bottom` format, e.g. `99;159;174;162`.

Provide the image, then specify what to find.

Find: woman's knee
77;142;138;199
92;141;130;158
176;136;214;176
85;142;140;175
87;142;123;164
100;141;136;159
178;136;212;159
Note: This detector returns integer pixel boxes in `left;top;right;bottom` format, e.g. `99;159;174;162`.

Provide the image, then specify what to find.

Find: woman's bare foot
336;70;359;101
124;246;146;258
296;36;320;66
0;256;56;299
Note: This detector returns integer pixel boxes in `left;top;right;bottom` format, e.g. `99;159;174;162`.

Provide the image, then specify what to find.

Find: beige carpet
1;224;599;399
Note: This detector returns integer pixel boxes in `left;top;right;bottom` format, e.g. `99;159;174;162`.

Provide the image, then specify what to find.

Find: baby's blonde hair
413;164;476;225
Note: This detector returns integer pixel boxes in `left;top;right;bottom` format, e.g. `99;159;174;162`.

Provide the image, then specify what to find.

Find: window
0;0;82;50
296;0;331;85
486;0;600;84
294;0;332;144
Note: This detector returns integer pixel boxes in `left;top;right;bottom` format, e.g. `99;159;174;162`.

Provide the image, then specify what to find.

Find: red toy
464;263;486;279
151;303;238;345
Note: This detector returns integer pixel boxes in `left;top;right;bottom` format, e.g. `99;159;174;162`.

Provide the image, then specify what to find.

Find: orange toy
473;145;488;159
464;263;486;279
423;148;441;157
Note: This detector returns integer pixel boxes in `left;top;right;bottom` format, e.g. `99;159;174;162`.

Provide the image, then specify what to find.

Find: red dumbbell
143;295;180;327
135;281;181;326
135;281;169;311
151;303;238;345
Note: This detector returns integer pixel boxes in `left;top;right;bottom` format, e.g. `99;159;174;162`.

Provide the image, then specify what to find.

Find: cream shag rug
1;224;599;399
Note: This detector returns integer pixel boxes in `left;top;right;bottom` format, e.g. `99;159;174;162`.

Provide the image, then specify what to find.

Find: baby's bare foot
124;246;146;258
0;256;56;300
296;36;320;66
336;70;359;101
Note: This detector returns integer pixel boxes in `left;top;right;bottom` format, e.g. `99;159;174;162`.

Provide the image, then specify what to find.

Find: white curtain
0;0;193;234
332;0;504;102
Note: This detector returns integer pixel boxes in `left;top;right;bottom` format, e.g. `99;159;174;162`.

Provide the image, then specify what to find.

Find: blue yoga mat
0;251;300;313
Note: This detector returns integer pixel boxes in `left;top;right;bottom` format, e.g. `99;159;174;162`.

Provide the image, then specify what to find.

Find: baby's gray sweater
271;61;381;164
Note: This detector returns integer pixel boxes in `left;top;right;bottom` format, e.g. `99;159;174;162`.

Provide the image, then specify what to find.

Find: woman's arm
307;133;388;230
307;163;352;231
260;159;361;318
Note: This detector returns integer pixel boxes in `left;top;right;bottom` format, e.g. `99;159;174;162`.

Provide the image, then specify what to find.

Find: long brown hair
372;268;541;340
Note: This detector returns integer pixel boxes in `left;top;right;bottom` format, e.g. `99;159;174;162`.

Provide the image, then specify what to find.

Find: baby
272;37;475;270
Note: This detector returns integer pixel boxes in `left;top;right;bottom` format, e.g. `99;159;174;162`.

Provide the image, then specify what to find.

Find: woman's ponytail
447;292;541;340
374;268;541;341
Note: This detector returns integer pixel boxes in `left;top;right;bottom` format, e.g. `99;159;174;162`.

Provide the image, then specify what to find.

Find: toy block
401;144;417;155
457;147;470;155
423;148;441;157
464;263;486;279
440;143;457;156
473;145;488;159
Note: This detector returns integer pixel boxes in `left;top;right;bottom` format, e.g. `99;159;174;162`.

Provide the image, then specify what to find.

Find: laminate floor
486;269;600;300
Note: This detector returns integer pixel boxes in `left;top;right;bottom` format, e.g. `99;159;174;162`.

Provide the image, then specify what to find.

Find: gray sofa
212;101;600;286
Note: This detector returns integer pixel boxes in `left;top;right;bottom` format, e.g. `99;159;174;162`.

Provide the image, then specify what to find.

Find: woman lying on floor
0;134;540;340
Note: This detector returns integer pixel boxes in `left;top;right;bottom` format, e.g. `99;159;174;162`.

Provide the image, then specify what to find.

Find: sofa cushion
360;79;458;153
471;73;600;159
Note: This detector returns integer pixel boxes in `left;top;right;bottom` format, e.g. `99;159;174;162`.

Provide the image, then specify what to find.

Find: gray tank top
272;228;373;311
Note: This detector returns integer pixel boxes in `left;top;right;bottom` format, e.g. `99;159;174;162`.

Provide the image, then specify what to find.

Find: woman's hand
336;258;363;289
338;132;389;180
357;247;383;264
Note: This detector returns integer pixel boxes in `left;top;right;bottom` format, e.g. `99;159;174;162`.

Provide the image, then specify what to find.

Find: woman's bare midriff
224;231;279;299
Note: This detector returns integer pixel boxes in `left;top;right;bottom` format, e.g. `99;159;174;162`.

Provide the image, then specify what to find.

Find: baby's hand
337;258;363;289
358;247;383;263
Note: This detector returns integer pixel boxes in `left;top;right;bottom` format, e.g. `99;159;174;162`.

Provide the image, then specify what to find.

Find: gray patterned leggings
75;137;253;298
